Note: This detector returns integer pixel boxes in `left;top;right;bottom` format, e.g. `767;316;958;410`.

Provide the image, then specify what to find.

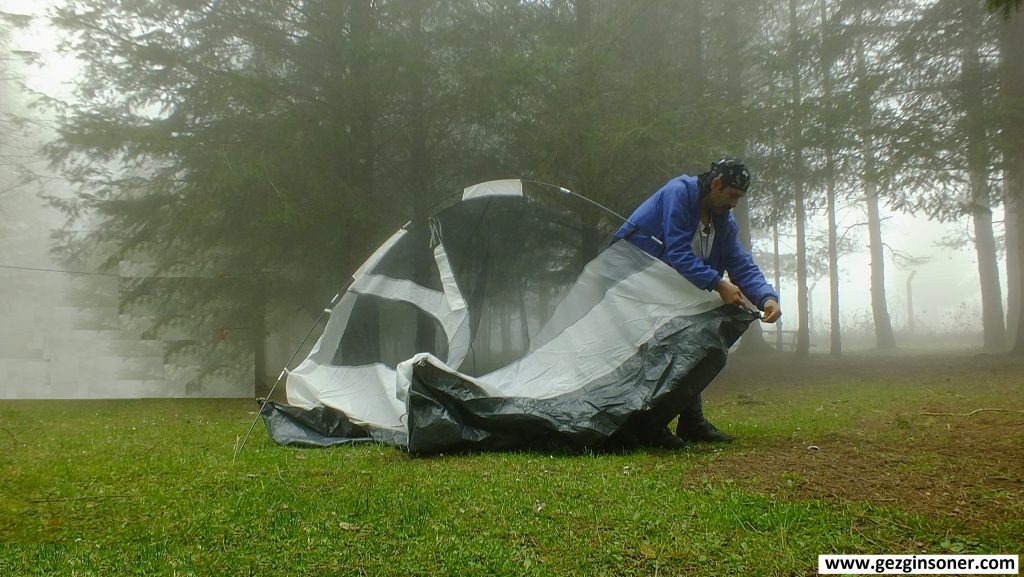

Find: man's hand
715;279;744;307
761;299;781;323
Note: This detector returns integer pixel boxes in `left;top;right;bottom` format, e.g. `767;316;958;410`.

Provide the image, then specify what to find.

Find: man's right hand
715;279;744;307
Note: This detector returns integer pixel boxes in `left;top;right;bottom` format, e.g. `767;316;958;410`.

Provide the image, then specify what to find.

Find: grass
1;352;1022;576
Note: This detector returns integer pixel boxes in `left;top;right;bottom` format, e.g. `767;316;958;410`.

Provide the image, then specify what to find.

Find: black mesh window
333;294;448;368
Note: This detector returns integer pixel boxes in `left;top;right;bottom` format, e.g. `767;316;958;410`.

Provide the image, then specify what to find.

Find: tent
259;179;756;454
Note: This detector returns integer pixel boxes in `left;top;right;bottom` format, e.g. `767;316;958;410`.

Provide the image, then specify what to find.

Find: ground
0;350;1021;575
700;352;1024;534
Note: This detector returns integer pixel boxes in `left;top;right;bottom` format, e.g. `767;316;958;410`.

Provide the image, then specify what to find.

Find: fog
774;208;1007;338
1;0;1021;399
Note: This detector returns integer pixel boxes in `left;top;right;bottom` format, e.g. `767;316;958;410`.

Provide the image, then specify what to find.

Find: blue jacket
613;175;779;309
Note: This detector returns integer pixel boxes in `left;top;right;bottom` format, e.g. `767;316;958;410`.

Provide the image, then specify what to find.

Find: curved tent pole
233;221;413;459
233;290;343;461
521;180;627;223
520;180;664;250
418;179;657;243
233;220;415;459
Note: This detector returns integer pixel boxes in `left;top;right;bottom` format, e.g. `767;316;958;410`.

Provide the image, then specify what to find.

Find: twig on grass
2;427;29;446
28;495;132;504
921;408;1024;417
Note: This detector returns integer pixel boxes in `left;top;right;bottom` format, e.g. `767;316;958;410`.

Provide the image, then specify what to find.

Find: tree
962;0;1007;350
39;0;541;389
988;0;1024;18
884;0;1007;350
744;0;857;356
850;3;897;349
511;1;706;216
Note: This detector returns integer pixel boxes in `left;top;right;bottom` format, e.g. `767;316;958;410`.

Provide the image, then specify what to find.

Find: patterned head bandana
710;156;751;192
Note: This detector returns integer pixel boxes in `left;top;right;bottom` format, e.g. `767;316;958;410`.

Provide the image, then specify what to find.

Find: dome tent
258;179;756;454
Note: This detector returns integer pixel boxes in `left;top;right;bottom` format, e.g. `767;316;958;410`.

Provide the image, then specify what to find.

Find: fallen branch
921;408;1024;417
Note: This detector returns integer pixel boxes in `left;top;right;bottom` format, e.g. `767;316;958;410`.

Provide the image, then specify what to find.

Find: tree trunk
571;1;602;269
519;277;530;352
856;10;896;350
254;278;268;397
820;0;841;356
733;199;774;353
969;186;1005;351
685;0;703;90
347;0;383;364
964;1;1006;351
409;0;436;354
409;1;430;215
500;306;513;355
1000;11;1024;354
1006;189;1021;342
789;0;810;358
349;0;375;197
1012;179;1024;354
685;0;704;129
906;270;916;330
865;180;895;348
773;220;783;350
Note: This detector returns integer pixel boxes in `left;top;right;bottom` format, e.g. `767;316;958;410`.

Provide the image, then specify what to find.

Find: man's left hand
761;299;781;323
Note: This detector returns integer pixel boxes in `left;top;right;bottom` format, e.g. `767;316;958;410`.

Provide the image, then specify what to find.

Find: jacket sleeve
722;216;779;309
661;184;724;291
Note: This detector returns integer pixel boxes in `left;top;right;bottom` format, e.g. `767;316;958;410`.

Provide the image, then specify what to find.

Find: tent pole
520;180;664;250
233;292;341;461
521;180;632;225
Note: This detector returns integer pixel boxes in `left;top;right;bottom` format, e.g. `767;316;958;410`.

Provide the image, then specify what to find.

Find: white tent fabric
461;179;523;201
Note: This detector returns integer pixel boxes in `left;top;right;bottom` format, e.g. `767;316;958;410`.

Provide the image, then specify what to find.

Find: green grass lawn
1;353;1022;576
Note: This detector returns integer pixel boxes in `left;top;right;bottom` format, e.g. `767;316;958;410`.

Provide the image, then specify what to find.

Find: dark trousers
636;352;722;434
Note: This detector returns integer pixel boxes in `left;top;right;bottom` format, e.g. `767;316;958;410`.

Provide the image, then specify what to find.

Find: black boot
675;395;734;443
640;426;688;449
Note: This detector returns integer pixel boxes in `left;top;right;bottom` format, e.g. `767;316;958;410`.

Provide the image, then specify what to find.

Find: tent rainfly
259;179;756;454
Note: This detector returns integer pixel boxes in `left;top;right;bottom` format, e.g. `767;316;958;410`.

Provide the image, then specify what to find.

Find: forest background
2;0;1023;396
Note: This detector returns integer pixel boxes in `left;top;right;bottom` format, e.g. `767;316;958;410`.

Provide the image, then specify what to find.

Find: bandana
710;156;751;192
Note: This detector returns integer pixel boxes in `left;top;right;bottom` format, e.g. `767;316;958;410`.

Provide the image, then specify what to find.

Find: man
613;156;781;448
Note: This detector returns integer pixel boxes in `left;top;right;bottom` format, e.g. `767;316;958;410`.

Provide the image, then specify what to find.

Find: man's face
706;176;746;216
